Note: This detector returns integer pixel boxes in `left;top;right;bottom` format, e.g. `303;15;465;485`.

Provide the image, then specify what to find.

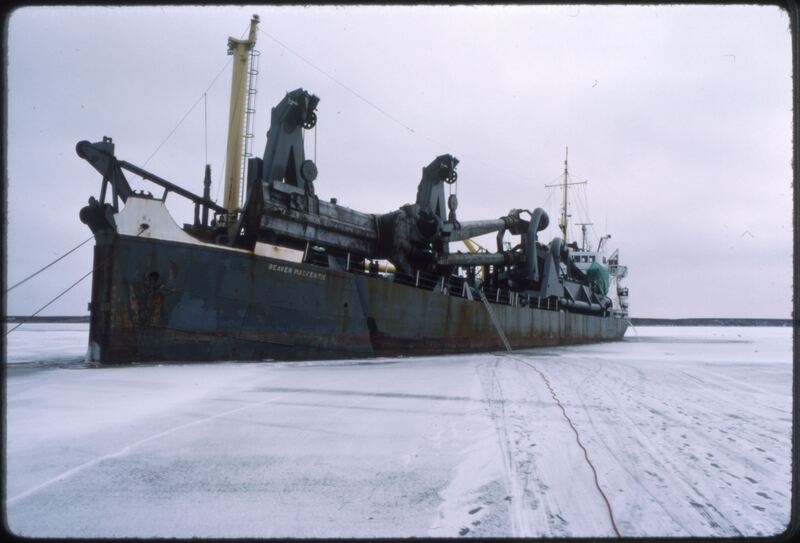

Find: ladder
239;47;261;208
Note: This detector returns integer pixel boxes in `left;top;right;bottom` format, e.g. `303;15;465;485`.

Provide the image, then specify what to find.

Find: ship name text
268;263;327;281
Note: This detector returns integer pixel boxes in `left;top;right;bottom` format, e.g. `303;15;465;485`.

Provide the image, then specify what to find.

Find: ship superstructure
545;149;629;320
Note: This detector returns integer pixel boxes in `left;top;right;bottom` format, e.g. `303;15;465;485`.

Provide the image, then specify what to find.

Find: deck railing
302;249;563;312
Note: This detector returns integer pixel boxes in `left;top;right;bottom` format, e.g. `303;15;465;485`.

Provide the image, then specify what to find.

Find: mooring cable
626;319;639;338
141;69;225;169
256;27;538;185
4;269;96;337
503;353;622;538
5;229;145;337
258;28;417;135
140;24;251;169
4;235;94;294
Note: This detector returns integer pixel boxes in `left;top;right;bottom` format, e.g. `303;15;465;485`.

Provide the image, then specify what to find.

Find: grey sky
5;5;793;318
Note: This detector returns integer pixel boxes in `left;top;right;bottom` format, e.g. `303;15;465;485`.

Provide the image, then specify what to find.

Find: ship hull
87;233;628;363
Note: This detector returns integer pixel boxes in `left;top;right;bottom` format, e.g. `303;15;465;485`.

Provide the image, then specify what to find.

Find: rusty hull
86;233;628;363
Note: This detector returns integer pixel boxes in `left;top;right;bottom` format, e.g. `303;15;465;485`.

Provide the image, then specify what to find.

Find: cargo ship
77;15;629;363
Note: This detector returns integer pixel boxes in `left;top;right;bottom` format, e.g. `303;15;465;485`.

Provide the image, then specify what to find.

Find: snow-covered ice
4;323;90;365
4;324;792;537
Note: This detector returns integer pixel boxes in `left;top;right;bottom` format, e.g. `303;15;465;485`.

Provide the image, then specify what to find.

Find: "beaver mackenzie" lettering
267;263;327;281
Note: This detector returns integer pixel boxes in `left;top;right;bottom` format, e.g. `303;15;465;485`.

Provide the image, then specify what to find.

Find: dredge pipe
525;208;549;281
447;218;513;242
559;298;604;313
438;251;521;267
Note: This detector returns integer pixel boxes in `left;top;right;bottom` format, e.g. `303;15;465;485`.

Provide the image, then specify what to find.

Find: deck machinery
78;88;614;325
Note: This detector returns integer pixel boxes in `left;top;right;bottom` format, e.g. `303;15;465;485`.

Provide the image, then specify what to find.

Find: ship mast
545;146;587;247
222;14;259;237
560;146;569;244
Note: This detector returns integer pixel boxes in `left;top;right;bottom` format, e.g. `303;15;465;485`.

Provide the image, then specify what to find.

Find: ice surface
4;323;89;365
4;325;792;537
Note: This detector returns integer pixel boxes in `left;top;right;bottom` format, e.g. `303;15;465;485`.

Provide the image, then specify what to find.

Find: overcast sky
4;5;794;319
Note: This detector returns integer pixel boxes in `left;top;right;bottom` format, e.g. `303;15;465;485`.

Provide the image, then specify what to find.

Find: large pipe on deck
447;209;537;242
437;251;522;267
559;298;604;313
446;219;509;242
525;208;549;281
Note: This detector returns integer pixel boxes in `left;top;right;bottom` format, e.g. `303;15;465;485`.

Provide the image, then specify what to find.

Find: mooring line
5;235;94;294
5;229;145;337
476;287;512;352
626;318;639;337
4;269;95;337
501;353;622;538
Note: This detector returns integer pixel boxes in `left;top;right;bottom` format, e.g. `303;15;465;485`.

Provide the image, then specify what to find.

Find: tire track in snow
565;358;690;534
563;357;744;536
560;358;691;533
478;358;528;537
477;357;569;537
610;361;758;535
501;354;621;538
500;358;570;537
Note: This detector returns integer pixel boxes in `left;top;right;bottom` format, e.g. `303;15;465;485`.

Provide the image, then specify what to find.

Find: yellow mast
222;14;259;236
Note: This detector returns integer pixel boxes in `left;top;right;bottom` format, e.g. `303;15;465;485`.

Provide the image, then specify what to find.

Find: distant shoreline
5;316;91;323
3;316;793;326
629;318;792;327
